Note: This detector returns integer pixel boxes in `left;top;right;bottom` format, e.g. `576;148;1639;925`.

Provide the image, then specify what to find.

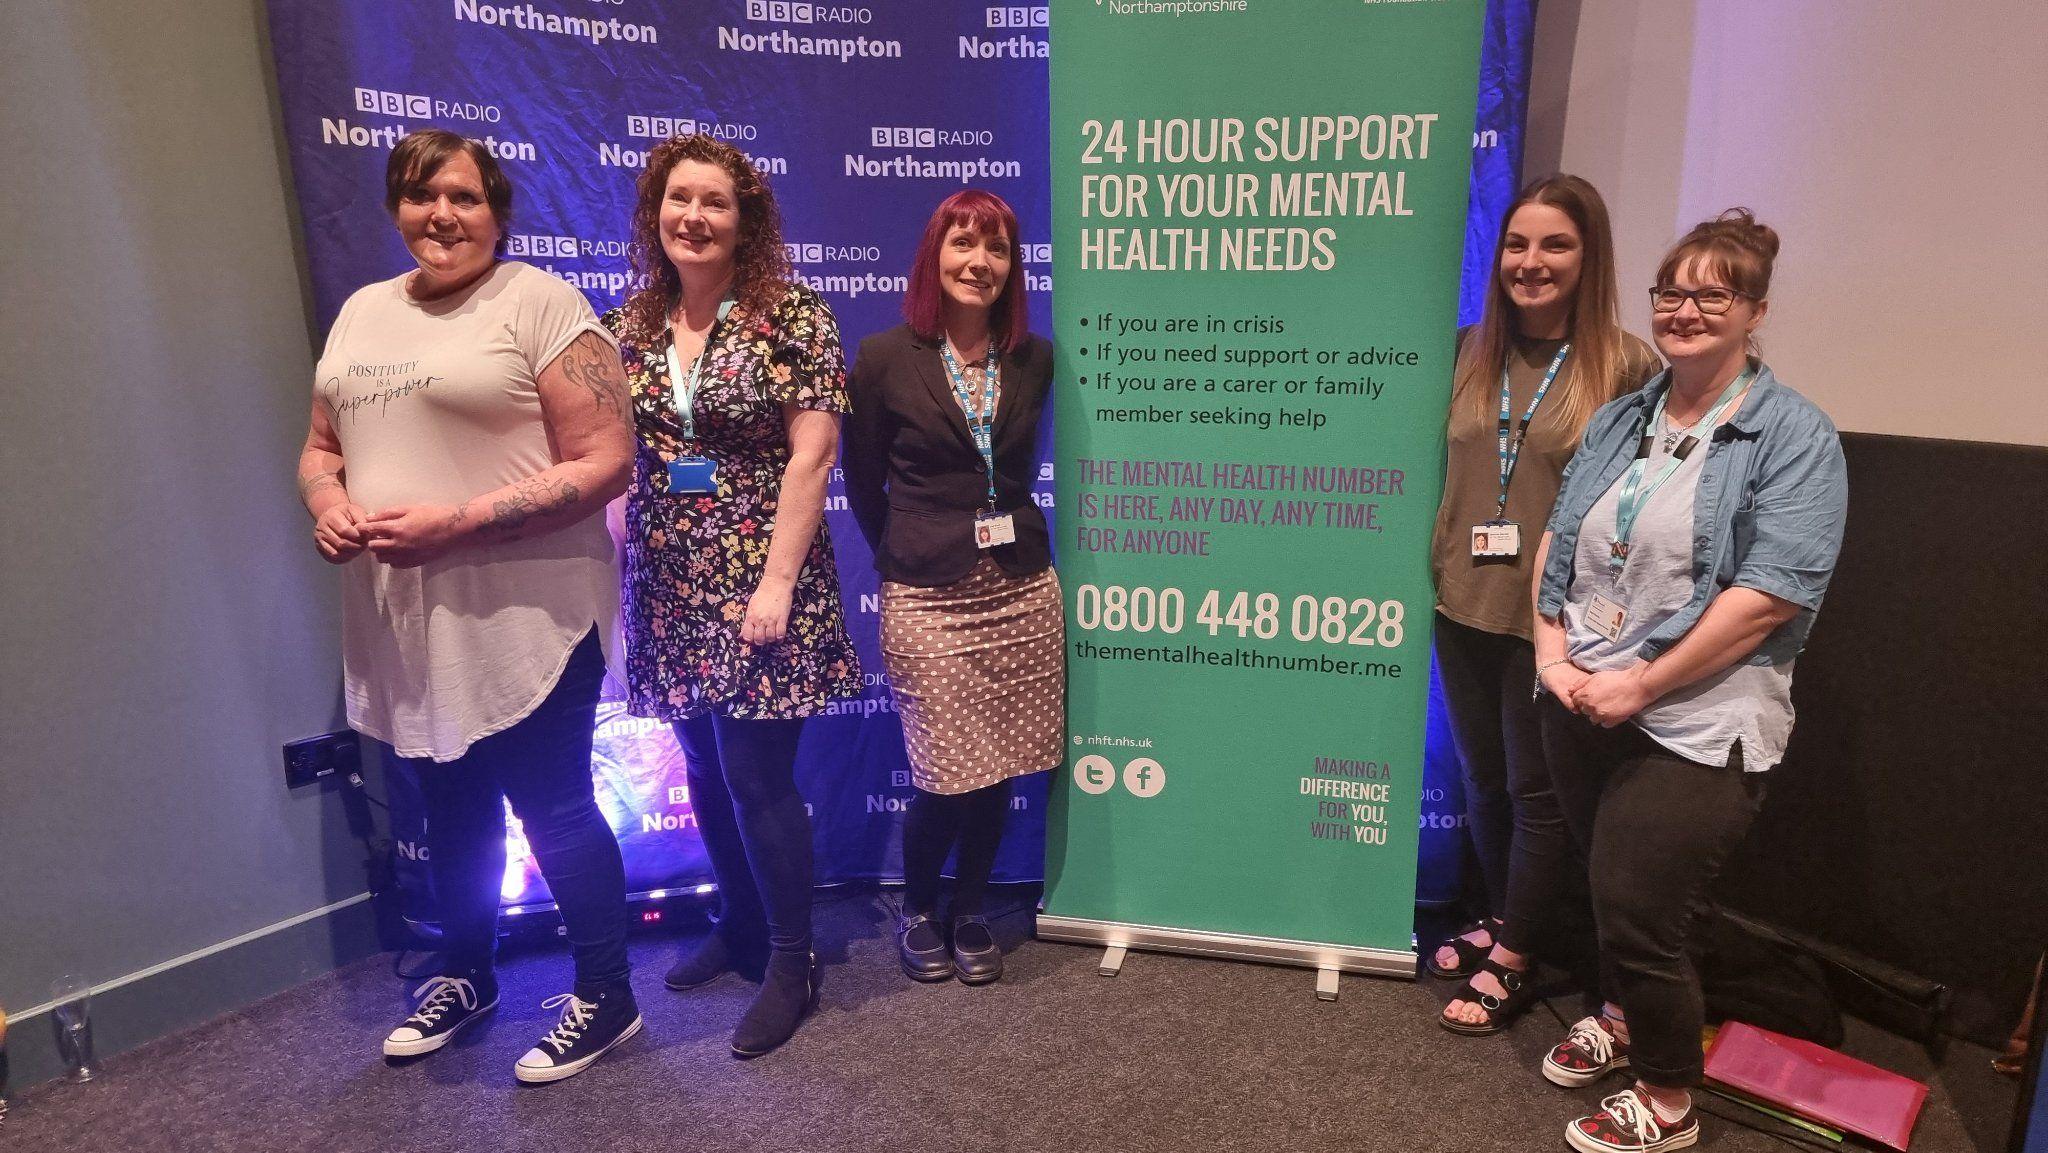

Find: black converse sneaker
513;985;642;1084
383;975;498;1058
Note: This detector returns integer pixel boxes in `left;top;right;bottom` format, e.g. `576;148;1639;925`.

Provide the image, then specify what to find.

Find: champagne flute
49;977;98;1083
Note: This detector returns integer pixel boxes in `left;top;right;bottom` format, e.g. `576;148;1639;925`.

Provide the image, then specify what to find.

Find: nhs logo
506;234;578;259
986;7;1047;28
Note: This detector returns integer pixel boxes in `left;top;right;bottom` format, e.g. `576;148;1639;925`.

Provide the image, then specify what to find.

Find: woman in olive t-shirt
1428;175;1659;1035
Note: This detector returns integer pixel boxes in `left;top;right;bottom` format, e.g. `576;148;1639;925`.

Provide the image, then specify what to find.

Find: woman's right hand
1539;659;1591;702
314;503;369;564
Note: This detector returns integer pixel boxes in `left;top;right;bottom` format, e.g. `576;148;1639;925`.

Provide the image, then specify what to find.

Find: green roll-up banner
1042;0;1485;975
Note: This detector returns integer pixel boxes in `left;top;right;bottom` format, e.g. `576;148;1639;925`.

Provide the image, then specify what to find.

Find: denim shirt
1537;363;1848;667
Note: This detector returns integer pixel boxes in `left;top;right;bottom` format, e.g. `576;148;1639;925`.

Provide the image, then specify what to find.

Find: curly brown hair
619;135;792;349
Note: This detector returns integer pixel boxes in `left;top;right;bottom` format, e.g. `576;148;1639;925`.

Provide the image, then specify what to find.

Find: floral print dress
603;282;862;721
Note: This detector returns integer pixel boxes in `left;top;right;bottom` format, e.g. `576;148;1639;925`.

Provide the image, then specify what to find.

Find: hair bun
1702;207;1780;262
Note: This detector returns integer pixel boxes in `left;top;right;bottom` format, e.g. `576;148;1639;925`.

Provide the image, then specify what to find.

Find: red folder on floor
1703;1021;1928;1151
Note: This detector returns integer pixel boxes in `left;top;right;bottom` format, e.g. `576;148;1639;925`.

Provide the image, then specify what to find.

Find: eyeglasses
1649;286;1754;315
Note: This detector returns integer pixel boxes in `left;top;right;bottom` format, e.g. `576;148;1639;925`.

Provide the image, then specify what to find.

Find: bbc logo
1021;243;1052;264
786;243;827;263
871;127;936;148
354;87;431;118
667;785;690;806
987;6;1047;28
506;234;578;259
747;1;814;22
627;115;700;139
890;771;911;788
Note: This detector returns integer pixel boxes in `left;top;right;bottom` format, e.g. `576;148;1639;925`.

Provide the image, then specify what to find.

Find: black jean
672;713;813;955
1539;695;1767;1088
902;778;1012;920
1433;613;1578;958
411;629;630;994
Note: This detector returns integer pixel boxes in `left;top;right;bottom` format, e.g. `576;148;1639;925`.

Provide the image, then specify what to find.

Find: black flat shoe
898;913;953;983
950;915;1003;985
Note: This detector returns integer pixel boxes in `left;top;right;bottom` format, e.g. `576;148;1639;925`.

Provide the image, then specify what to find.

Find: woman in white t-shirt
296;129;639;1086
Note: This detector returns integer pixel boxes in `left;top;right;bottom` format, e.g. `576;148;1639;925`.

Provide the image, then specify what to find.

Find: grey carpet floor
3;890;2019;1153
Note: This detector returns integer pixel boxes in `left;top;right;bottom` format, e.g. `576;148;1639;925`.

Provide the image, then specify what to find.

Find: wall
0;0;377;1075
1527;0;2048;447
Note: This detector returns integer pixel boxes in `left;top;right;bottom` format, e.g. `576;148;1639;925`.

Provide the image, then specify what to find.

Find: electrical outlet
283;730;361;789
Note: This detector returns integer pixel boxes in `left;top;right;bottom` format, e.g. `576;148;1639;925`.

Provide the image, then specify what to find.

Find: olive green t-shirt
1430;329;1661;641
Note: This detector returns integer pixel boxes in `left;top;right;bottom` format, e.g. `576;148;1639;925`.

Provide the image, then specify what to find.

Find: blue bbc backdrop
265;0;1534;924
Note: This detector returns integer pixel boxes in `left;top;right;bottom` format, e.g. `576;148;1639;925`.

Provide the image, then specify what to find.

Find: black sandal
1424;916;1501;979
1437;956;1537;1036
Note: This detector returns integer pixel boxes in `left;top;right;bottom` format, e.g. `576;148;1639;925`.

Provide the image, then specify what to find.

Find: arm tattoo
478;475;583;540
557;331;629;417
299;470;344;500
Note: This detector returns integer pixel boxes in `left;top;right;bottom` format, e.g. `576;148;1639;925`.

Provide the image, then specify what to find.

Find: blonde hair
1450;174;1629;440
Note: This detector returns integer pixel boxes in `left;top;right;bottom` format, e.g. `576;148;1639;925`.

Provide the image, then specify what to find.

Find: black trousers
1432;613;1576;958
672;713;814;955
412;629;631;993
1539;695;1767;1088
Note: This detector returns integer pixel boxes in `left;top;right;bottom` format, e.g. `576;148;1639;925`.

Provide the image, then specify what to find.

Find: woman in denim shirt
1526;210;1849;1153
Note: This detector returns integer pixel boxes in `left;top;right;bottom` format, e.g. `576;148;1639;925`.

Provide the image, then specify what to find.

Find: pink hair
902;190;1029;355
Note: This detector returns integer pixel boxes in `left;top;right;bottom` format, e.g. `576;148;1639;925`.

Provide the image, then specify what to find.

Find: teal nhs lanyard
1494;343;1570;519
664;298;735;443
938;341;1002;511
1608;365;1755;569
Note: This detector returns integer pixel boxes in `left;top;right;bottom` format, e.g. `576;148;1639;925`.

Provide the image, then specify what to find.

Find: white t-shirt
315;261;620;761
1562;419;1795;770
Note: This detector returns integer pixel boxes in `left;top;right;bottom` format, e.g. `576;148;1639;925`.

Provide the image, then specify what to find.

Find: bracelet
1536;658;1572;675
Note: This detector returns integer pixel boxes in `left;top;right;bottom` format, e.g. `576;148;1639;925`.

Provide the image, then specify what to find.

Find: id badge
666;456;719;495
974;512;1016;549
1471;520;1521;558
1587;593;1628;642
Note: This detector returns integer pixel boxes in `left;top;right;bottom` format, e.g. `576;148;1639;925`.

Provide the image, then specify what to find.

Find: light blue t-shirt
1562;416;1794;771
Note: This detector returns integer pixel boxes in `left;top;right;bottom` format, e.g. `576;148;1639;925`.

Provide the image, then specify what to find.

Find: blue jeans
407;629;631;993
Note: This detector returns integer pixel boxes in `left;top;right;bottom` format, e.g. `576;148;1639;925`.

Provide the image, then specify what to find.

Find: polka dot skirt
880;557;1066;795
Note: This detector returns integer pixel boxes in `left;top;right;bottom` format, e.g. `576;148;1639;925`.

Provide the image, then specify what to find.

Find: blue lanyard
1609;365;1756;569
939;341;1001;510
664;298;735;443
1495;343;1570;519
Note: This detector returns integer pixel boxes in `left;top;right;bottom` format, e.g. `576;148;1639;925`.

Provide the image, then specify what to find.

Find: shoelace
405;976;478;1027
1598;1090;1662;1149
1565;1015;1617;1065
536;993;598;1056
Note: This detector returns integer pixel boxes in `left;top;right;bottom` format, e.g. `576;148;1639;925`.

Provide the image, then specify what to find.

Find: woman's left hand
362;504;466;568
1570;665;1657;728
741;581;794;647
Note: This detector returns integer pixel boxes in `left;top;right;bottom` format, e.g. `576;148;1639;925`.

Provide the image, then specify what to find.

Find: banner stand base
1036;913;1417;983
1316;967;1342;1001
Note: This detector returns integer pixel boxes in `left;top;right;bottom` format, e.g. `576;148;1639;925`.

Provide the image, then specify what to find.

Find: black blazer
844;323;1054;587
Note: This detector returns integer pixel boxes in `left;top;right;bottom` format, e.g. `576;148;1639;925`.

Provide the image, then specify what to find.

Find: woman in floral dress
602;134;860;1058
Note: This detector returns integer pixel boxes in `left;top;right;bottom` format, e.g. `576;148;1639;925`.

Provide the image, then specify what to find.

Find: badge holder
1471;520;1521;558
667;457;719;495
975;510;1017;549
